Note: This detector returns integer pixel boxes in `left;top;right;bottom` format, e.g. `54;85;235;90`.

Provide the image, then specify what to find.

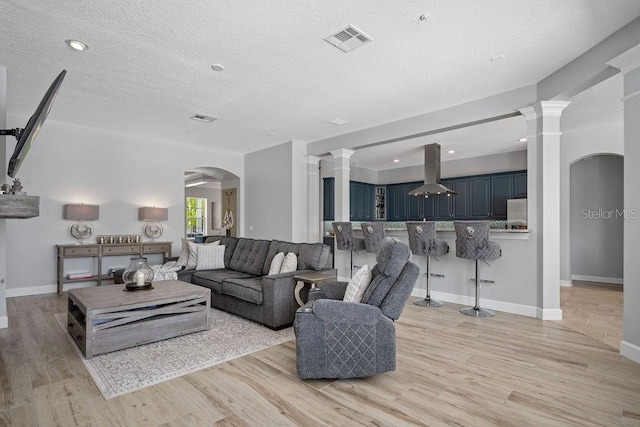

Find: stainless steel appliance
507;199;527;229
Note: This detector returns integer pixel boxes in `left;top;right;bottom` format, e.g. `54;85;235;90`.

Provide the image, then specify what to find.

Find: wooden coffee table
67;280;210;359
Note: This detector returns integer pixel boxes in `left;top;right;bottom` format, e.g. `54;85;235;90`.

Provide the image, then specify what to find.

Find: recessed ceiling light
211;64;225;72
490;54;505;62
448;150;455;154
65;39;89;51
393;159;400;163
519;138;527;142
419;13;431;21
328;118;348;125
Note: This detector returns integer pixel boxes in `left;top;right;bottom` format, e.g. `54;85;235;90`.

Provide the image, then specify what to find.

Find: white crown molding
329;148;355;159
519;101;571;120
304;155;321;165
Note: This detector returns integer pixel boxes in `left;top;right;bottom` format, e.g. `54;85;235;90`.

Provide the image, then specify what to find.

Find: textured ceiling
1;1;639;160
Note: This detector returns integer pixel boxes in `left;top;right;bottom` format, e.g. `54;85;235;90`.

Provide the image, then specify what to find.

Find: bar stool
454;221;501;317
361;222;386;254
332;222;365;276
406;221;449;307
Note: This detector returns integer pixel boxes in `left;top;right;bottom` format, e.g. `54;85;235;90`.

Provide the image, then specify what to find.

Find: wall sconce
139;207;168;241
63;204;99;244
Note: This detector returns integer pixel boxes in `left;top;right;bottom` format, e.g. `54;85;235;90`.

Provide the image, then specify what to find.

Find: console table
56;241;171;294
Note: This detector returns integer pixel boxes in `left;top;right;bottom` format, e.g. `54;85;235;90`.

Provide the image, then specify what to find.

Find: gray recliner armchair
294;237;419;379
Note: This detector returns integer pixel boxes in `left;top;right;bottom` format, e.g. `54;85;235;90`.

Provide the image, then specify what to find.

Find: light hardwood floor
1;289;639;426
559;281;624;350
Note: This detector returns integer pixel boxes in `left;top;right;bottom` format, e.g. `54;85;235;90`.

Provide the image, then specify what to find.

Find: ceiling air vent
324;25;373;53
190;114;218;123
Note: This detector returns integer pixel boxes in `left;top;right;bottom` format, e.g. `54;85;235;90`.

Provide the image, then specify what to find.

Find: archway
184;167;240;239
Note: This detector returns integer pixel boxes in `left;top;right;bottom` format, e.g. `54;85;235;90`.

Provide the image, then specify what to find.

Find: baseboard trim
560;280;572;287
536;307;563;320
411;289;539;318
0;316;7;329
571;275;623;285
6;282;95;298
621;340;640;364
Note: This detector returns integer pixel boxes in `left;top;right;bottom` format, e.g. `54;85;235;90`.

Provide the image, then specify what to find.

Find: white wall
244;141;293;240
570;155;623;282
322;150;527;184
4;115;243;296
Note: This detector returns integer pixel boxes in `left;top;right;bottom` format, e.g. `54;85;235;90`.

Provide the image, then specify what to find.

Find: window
186;197;207;236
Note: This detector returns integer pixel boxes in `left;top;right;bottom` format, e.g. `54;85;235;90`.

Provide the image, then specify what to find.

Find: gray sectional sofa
177;236;333;329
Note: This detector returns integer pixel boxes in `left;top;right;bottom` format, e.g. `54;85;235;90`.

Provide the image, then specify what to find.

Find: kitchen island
326;221;538;318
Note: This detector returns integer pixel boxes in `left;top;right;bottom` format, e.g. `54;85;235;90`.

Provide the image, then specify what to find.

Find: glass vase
122;257;154;289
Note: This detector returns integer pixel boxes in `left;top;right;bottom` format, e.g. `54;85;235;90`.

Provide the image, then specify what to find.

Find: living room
2;1;640;425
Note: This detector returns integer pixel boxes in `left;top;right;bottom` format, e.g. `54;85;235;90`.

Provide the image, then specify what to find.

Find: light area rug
55;309;294;400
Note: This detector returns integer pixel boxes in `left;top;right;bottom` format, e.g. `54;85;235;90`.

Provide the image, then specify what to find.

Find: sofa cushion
263;240;330;275
230;238;270;275
191;269;255;294
204;236;239;268
221;277;264;305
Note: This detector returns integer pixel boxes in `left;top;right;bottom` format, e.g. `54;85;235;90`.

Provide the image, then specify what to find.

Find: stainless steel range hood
408;143;456;196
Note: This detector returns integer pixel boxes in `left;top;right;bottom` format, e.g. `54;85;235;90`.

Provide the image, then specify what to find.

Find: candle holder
122;257;154;291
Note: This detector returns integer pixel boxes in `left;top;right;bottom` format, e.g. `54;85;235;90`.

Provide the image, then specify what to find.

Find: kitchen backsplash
324;220;509;234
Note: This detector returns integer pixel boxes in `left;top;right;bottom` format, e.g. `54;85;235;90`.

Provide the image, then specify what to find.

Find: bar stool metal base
414;297;443;307
460;306;495;317
460;259;495;317
413;256;444;308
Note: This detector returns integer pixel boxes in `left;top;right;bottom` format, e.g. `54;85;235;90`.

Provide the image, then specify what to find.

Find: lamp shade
63;204;99;221
139;207;168;221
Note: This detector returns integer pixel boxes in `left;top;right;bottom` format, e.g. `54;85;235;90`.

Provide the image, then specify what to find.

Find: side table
293;271;337;306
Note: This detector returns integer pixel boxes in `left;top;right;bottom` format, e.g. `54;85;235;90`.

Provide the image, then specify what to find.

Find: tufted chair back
454;221;501;261
406;221;449;257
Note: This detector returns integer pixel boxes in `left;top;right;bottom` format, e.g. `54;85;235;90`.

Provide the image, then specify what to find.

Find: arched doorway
563;153;623;348
184;167;240;239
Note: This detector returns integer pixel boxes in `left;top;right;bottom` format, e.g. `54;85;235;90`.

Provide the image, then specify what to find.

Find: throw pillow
176;238;190;267
280;252;298;273
196;244;226;270
268;252;285;275
185;240;220;270
343;264;372;303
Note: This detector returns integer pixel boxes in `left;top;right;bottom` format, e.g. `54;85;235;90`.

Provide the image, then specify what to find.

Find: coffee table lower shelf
67;280;210;359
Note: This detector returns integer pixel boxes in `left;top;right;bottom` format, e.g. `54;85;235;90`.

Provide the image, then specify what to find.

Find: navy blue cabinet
386;184;399;221
323;171;527;223
350;181;375;221
452;178;470;219
514;172;528;198
491;174;514;219
436;179;454;219
469;176;491;218
323;178;334;221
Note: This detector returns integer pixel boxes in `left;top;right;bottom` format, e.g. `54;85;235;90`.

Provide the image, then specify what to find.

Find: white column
520;101;570;320
330;148;355;280
330;149;355;221
608;44;640;364
305;155;321;243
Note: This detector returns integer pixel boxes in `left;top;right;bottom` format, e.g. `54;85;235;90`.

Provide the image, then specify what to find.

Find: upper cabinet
322;178;334;221
350;181;375;221
490;174;514;219
469;176;491;218
322;171;527;222
514;172;528;198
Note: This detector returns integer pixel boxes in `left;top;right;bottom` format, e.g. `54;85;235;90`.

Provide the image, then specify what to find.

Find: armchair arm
309;299;383;325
